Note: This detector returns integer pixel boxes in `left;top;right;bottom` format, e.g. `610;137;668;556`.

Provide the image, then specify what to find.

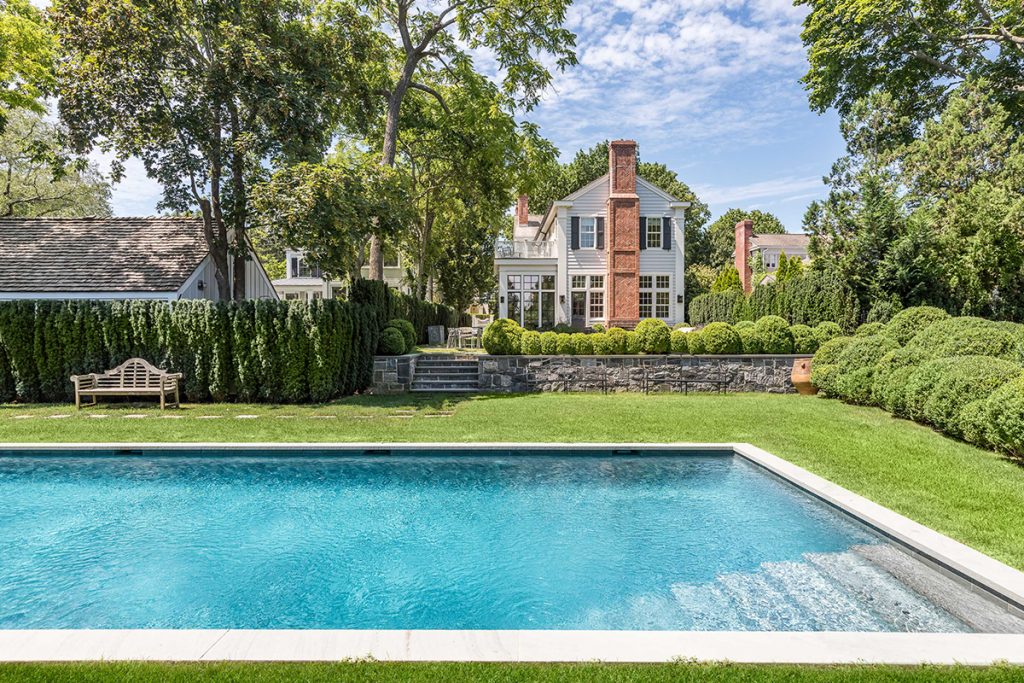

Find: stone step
415;368;479;376
410;386;480;393
760;559;886;631
412;378;480;387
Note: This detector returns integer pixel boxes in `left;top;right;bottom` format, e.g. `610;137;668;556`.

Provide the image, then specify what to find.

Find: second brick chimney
735;219;754;294
516;194;529;229
606;140;640;328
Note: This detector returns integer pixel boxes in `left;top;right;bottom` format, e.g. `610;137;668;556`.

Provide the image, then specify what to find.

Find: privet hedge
0;299;382;404
811;307;1024;459
689;270;860;331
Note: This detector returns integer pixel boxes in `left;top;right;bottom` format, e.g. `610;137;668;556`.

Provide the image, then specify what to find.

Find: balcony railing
495;239;554;259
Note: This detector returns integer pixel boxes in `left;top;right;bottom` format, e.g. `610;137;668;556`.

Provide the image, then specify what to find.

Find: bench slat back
97;358;168;389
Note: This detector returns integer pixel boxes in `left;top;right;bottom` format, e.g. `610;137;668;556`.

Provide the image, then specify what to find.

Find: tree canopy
0;108;111;218
0;0;54;131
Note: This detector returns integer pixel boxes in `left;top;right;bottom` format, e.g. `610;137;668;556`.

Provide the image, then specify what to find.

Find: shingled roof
0;217;208;293
749;233;812;250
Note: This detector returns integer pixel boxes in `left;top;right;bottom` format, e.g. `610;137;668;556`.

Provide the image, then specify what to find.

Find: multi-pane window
640;274;671;319
646;216;663;249
506;273;556;330
291;256;322;279
580;217;596;249
571;274;605;322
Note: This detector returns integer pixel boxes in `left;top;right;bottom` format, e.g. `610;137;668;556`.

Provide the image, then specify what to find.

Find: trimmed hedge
701;322;741;354
350;279;460;344
670;330;688;354
754;316;794;354
811;310;1024;459
540;331;558;355
790;324;818;355
377;327;406;355
0;299;379;404
520;330;542;355
635;318;670;354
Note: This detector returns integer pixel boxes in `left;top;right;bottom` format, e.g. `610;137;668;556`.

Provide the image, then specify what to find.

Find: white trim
562;174;609;202
2;441;1023;664
636;176;682;203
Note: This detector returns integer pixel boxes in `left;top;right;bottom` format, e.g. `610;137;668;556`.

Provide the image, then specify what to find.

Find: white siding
178;255;279;301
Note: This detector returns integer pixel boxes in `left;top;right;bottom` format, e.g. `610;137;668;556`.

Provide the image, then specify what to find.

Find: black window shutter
596;217;605;249
662;217;672;250
639;216;647;250
570;216;580;250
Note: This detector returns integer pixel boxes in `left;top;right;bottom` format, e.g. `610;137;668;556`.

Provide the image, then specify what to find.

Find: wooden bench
71;358;182;410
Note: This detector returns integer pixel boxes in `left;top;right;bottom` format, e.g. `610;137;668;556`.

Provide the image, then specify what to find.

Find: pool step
411;357;481;393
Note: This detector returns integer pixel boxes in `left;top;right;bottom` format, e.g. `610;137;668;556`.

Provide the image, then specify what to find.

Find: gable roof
561;173;686;204
749;233;811;250
0;217;209;293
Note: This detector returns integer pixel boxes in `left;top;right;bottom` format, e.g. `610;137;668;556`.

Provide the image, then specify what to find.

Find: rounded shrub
701;322;742;355
482;318;522;355
625;331;642;354
555;333;574;355
605;327;627;354
866;299;902;324
738;326;761;354
813;321;844;345
591;323;605;333
591;332;613;355
884;306;949;346
835;334;899;375
855;322;885;337
386;318;416;351
572;333;594;355
635;318;671;353
670;329;689;354
901;357;963;422
790;324;818;355
921;356;1022;437
959;398;993;448
813;336;853;366
872;363;918;416
377;326;406;355
986;375;1024;457
733;320;755;331
540;331;558;355
520;330;542;355
686;331;706;355
810;363;843;397
754;315;794;354
904;316;1021;362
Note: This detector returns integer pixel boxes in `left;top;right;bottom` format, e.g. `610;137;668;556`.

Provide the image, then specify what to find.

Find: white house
0;217;277;301
495;139;690;329
272;248;409;301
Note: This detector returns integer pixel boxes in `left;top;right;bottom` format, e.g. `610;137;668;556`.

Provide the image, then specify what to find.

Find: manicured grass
0;662;1022;682
2;392;1024;569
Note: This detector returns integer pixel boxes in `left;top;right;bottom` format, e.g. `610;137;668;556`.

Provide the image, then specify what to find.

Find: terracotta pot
791;357;817;395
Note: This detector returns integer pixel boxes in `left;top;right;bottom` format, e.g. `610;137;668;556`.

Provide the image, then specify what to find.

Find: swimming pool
0;446;1021;634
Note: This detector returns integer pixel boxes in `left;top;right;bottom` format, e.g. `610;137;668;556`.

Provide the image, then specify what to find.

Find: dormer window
290;255;322;279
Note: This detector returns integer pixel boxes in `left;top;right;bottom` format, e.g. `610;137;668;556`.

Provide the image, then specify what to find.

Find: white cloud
694;175;824;204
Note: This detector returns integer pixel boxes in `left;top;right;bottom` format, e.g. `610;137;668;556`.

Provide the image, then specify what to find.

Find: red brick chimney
735;219;754;294
516;194;529;228
606;140;640;328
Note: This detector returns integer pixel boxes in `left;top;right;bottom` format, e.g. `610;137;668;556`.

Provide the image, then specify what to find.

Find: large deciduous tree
0;0;53;131
53;0;378;300
355;0;577;280
0;108;111;217
799;0;1024;127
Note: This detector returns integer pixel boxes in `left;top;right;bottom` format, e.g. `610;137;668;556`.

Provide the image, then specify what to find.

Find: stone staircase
576;545;1024;632
410;355;481;393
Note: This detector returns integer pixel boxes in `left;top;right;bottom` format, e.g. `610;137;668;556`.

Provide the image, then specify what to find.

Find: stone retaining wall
479;355;803;393
371;354;805;394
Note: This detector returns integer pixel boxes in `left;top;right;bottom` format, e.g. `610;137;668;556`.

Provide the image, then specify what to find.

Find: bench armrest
70;374;98;390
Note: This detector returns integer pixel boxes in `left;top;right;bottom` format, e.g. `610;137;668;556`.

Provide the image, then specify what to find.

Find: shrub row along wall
811;306;1024;458
0;299;382;404
689;270;861;331
349;279;462;345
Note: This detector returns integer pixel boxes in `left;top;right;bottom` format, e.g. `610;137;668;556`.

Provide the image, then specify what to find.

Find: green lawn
0;662;1021;683
2;392;1024;570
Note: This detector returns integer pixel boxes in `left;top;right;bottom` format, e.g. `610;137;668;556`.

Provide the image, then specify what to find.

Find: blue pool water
0;450;975;631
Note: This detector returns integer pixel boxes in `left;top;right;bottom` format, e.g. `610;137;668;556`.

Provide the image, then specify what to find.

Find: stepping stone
123;414;147;419
13;415;33;420
310;415;337;420
236;415;258;419
160;415;183;419
47;414;70;419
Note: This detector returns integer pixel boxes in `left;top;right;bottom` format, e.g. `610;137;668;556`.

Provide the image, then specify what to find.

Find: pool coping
1;441;1024;665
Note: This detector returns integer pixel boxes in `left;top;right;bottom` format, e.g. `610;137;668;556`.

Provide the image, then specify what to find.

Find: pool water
0;451;987;631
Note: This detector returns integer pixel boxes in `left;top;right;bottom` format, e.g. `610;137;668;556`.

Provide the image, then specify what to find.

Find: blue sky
97;0;846;232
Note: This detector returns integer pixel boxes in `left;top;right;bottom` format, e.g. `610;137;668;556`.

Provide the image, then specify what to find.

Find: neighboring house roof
0;217;208;292
749;233;812;250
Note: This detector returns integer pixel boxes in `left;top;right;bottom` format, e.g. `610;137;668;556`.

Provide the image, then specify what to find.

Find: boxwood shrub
883;306;949;346
482;318;522;355
813;321;843;345
904;317;1021;362
606;327;627;354
855;322;885;337
737;326;761;354
754;315;794;354
790;324;818;355
832;334;900;403
635;318;671;353
921;356;1022;436
670;330;689;354
555;333;574;355
701;322;742;355
520;330;542;355
812;336;852;366
540;331;558;355
572;333;594;355
386;319;416;352
687;331;706;354
377;326;406;355
625;331;642;354
986;375;1024;457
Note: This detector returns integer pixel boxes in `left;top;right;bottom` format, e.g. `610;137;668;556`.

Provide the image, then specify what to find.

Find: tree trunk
229;104;247;301
371;60;417;281
199;199;230;301
416;210;434;300
208;117;231;302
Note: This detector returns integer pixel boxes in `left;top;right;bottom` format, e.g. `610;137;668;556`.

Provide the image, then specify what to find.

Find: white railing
494;239;554;259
